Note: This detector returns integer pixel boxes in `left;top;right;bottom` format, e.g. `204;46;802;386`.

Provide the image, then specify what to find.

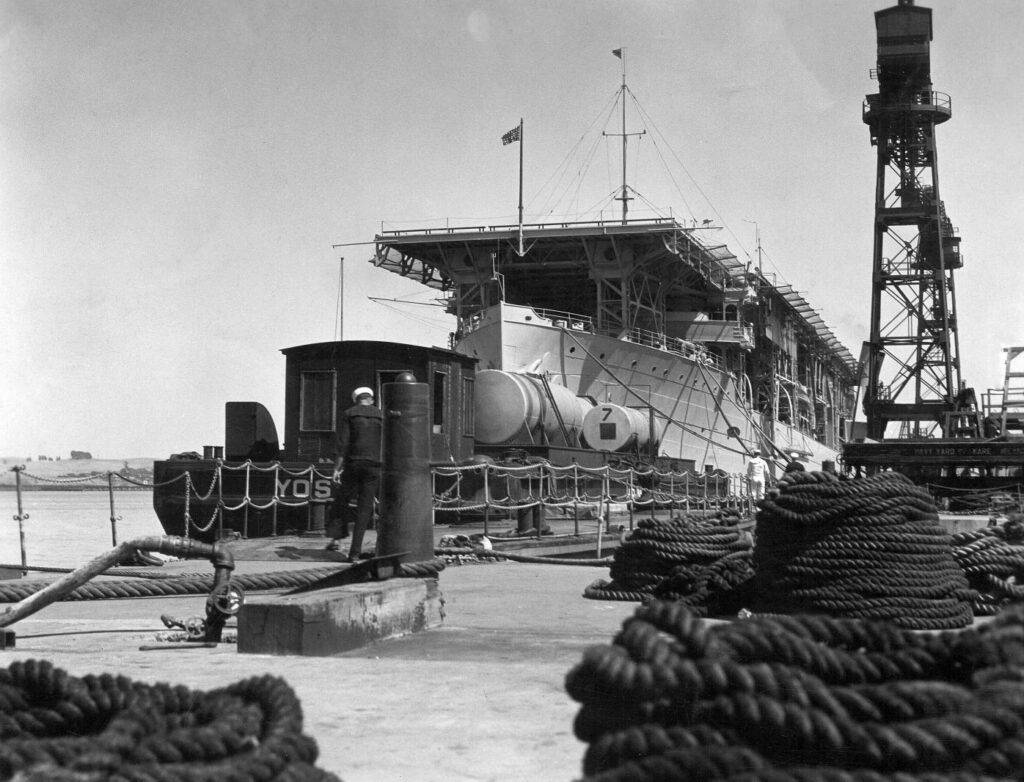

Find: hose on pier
566;600;1024;781
0;559;447;604
0;658;340;781
0;567;341;604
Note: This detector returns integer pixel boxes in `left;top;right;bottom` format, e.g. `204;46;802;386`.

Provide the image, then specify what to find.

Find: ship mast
605;48;645;224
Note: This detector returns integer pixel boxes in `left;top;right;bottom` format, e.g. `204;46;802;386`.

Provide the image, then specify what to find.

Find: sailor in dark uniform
325;386;382;561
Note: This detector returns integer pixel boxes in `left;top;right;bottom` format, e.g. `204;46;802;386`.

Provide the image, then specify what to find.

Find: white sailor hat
352;386;374;402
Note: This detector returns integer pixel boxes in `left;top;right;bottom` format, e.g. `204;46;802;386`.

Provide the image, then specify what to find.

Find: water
1;490;164;570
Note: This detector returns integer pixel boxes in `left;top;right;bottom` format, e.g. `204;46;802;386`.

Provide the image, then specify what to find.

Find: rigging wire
529;88;621;221
370;297;452;334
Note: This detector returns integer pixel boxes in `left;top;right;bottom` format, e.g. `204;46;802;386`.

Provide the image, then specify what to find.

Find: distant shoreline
0;485;152;492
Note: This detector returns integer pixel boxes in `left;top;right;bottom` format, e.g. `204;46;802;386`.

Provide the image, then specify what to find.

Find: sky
2;0;1022;459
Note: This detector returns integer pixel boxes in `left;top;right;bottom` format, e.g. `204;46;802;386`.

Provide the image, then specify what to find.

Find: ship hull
457;302;838;474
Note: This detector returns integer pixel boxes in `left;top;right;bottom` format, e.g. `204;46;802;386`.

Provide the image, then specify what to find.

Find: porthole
630;360;638;368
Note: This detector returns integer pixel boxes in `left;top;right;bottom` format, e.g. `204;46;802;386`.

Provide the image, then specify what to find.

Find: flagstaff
501;118;525;256
517;117;524;256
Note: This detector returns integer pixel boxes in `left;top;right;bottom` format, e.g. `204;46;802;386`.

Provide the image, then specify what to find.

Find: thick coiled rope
951;516;1024;616
753;471;974;630
0;560;446;603
0;658;340;781
583;515;753;612
566;600;1024;781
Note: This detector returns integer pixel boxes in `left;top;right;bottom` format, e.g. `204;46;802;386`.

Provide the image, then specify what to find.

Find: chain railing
6;464;175;574
7;460;754;566
431;460;751;538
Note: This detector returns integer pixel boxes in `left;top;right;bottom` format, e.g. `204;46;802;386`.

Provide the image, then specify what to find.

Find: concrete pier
238;577;445;656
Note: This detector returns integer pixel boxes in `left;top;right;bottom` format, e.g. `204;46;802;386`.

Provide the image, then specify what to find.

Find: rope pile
583;515;753;612
566;600;1024;781
0;658;339;781
951;515;1024;616
753;471;974;630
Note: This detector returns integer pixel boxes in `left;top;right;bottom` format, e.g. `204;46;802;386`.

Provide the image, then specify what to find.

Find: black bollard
377;374;434;563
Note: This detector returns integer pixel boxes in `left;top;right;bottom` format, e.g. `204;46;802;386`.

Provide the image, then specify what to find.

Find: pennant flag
501;125;521;145
612;48;622;58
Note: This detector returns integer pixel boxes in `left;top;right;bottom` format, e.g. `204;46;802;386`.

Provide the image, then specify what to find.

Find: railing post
572;465;580;536
649;470;656;524
242;463;250;539
598;466;606;536
215;463;224;540
107;471;119;547
11;466;28;575
535;466;543;541
669;472;676;518
272;465;280;537
483;465;490;537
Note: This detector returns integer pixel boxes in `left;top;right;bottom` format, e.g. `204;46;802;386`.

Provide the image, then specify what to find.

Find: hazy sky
2;0;1022;459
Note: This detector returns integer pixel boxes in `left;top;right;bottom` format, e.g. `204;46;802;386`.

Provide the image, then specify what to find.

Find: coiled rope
753;471;974;630
565;600;1024;781
0;658;340;781
582;514;754;613
950;516;1024;616
581;473;1024;631
0;560;447;603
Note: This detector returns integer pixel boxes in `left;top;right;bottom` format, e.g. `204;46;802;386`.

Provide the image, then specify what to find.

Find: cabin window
300;371;336;432
433;371;448;433
462;378;475;436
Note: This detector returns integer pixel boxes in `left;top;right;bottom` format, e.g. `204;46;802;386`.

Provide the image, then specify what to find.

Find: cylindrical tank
474;370;588;444
377;375;434;563
582;403;651;452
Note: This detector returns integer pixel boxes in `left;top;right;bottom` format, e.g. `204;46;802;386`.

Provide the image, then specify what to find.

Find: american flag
501;125;521;145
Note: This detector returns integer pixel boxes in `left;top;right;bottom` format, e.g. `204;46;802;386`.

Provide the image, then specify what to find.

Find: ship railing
530;308;594;333
378;216;681;239
526;307;726;370
609;325;725;370
431;461;753;539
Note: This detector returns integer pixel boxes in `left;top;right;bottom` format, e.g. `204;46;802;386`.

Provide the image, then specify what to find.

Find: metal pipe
0;535;234;629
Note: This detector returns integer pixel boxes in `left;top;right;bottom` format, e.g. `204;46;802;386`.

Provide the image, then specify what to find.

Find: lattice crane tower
862;0;971;439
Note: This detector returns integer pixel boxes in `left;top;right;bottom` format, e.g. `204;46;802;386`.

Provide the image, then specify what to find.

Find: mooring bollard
377;373;434;563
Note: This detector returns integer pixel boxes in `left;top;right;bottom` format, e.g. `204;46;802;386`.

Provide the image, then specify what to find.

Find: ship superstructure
374;217;858;474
